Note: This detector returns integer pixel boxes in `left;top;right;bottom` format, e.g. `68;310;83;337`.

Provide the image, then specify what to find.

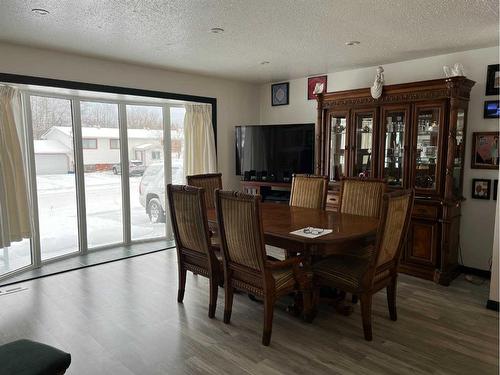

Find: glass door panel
126;105;166;240
80;101;123;248
382;110;406;187
0;240;32;276
415;106;441;191
452;109;465;195
329;115;347;181
170;106;185;184
30;96;79;260
353;112;374;177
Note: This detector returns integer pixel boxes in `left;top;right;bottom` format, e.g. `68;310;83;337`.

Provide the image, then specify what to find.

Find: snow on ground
0;166;182;275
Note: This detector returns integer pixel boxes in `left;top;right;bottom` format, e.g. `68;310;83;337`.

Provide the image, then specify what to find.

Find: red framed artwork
307;75;327;100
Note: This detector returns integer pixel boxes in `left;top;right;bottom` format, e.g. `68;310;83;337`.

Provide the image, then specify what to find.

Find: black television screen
235;123;314;180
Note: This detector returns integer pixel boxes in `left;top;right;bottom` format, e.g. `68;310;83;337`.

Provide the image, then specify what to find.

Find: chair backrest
289;174;328;209
215;190;267;273
373;189;414;270
186;173;222;209
167;184;211;256
339;178;386;218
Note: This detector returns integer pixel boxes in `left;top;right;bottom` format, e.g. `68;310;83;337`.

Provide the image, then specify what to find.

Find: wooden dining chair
289;174;329;209
186;173;222;209
312;189;414;341
215;190;309;346
339;177;386;218
167;184;223;319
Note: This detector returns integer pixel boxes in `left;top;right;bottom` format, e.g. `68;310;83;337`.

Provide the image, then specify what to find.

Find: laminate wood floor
0;250;497;375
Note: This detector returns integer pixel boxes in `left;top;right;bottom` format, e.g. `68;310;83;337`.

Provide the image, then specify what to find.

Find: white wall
259;47;499;270
490;190;499;303
0;42;260;190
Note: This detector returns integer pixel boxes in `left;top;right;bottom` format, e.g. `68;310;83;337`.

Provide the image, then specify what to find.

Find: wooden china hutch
315;76;475;285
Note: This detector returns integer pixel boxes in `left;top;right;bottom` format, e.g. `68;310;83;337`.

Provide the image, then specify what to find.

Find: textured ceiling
0;0;498;83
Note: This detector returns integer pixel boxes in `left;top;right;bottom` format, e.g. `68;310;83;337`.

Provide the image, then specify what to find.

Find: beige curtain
0;85;31;248
183;103;217;176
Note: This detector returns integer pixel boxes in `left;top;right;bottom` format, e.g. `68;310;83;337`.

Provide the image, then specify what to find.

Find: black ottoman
0;339;71;375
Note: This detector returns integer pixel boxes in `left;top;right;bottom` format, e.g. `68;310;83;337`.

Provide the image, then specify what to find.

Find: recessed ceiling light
260;61;270;65
345;40;360;46
31;8;50;15
210;27;224;34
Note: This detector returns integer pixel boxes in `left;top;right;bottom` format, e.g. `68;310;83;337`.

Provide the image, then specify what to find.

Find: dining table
206;202;379;319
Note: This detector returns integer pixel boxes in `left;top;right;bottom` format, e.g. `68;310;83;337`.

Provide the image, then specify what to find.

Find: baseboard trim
460;265;491;279
486;299;499;311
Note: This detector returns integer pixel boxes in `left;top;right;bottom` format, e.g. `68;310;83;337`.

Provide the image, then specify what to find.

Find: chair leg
387;276;397;321
360;293;373;341
262;295;275;346
177;267;187;303
223;283;234;324
208;276;219;319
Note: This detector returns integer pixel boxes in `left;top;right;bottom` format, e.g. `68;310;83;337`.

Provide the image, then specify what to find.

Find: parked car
139;163;166;223
112;160;146;176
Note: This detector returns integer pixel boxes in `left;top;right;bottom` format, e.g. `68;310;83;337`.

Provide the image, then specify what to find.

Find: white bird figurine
370;66;384;99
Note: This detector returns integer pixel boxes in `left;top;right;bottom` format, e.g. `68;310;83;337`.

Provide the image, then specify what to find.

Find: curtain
0;85;31;248
183;103;217;176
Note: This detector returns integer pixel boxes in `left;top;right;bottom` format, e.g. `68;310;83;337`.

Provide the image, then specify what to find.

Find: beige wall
0;42;260;190
259;47;499;270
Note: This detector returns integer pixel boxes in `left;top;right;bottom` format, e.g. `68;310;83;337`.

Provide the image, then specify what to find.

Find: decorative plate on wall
271;82;289;106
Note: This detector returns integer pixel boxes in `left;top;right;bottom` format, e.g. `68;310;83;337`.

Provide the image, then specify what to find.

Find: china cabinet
315;76;475;285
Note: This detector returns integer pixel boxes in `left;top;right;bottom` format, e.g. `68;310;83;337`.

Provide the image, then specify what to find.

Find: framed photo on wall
271;82;289;106
494;179;498;200
485;64;500;96
471;131;499;169
471;179;491;200
484;100;500;119
307;75;327;100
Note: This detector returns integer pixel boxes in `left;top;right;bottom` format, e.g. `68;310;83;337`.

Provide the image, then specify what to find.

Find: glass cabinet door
329;114;347;181
353;111;375;178
414;104;443;192
382;108;407;187
452;109;465;195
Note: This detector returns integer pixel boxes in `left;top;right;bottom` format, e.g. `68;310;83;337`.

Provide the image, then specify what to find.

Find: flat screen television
235;123;314;181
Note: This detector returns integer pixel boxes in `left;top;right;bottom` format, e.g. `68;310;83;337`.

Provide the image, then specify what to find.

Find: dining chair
186;173;222;209
215;190;309;346
339;177;386;218
167;184;223;319
289;174;329;209
312;189;414;341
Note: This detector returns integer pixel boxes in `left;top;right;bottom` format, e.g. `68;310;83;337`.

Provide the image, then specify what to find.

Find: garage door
35;154;69;175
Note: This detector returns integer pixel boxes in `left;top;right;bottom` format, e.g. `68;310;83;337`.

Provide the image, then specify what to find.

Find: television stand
240;181;291;204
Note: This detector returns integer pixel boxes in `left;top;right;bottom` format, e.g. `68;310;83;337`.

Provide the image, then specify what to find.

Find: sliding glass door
30;95;80;260
0;84;201;280
126;105;167;241
81;101;124;248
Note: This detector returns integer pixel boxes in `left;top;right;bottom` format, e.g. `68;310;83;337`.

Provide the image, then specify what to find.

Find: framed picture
271;82;289;106
471;179;491;200
485;64;500;96
484;100;500;118
471;132;499;169
494;179;498;200
307;75;327;100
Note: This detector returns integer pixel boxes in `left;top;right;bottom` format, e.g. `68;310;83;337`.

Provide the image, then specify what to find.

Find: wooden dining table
207;202;379;320
206;202;379;260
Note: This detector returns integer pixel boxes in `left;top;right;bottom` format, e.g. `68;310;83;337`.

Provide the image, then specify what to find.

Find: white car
139;164;166;223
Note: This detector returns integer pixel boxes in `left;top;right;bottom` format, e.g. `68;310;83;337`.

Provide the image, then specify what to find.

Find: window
82;138;97;149
110;139;120;149
0;80;212;280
